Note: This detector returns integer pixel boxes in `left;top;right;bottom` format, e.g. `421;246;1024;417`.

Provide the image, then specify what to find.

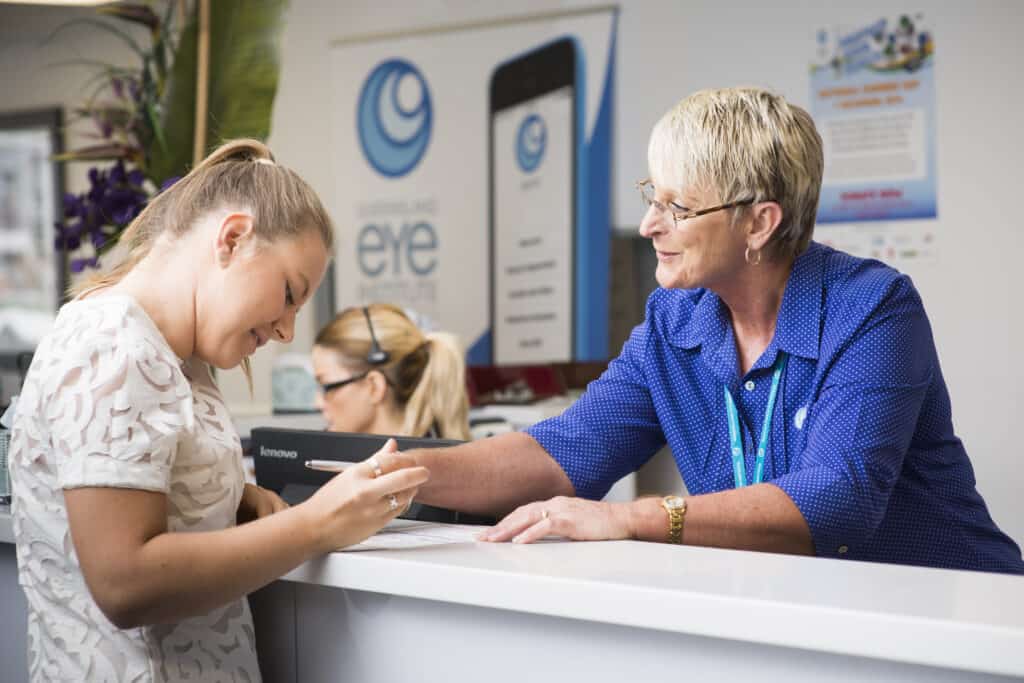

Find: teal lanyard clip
724;352;788;488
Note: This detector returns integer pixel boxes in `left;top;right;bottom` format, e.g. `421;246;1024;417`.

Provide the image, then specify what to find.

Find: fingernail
512;534;524;544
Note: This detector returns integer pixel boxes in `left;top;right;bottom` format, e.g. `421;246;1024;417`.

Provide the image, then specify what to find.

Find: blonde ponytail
401;332;470;441
316;304;471;440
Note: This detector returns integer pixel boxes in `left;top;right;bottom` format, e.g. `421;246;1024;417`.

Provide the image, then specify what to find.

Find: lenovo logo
259;445;299;460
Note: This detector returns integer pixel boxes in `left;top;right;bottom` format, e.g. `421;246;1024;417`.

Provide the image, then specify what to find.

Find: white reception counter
2;507;1023;682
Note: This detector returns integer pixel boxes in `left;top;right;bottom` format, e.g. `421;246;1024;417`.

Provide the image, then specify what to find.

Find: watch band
661;495;686;544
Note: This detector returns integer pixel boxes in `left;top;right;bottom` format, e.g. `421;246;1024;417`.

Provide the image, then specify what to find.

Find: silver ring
368;456;383;478
387;494;400;511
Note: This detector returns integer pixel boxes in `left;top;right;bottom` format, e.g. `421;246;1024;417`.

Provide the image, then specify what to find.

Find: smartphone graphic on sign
489;38;577;365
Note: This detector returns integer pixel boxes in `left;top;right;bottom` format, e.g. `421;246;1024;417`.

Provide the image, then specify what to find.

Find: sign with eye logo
357;59;432;178
516;114;546;173
330;9;616;366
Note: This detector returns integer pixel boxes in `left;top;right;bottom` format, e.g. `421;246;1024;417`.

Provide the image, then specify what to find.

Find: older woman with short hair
412;87;1023;573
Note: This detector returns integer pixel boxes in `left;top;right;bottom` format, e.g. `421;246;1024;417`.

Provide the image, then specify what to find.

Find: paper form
338;519;484;552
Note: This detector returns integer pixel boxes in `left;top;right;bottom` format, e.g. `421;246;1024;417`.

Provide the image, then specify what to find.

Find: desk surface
2;508;1021;677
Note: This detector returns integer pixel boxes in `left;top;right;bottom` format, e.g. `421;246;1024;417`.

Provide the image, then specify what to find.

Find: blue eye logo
357;59;432;178
516;114;546;174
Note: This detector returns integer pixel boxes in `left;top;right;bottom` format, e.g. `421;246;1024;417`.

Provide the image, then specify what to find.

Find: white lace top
10;295;261;682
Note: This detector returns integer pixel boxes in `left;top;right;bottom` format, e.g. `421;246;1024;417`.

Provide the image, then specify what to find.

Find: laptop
251;427;494;525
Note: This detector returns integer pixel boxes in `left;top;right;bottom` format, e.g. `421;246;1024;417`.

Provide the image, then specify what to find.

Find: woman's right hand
300;438;430;553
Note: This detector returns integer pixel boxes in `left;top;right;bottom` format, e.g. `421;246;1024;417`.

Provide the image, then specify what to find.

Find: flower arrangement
53;3;180;273
52;0;287;274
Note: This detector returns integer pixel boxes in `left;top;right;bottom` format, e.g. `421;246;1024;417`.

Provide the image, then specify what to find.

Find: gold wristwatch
660;495;687;544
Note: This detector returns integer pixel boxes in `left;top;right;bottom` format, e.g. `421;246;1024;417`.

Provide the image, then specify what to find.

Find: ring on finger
368;456;383;478
541;509;550;520
387;494;400;511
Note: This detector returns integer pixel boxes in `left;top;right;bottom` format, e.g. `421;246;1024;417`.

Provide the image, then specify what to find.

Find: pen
304;460;356;472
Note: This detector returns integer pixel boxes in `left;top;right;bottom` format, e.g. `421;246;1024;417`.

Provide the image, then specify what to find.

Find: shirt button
838;545;849;554
744;380;756;392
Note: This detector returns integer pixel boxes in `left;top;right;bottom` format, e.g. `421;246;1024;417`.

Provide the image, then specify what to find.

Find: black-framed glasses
319;306;393;395
319;372;370;395
635;178;757;227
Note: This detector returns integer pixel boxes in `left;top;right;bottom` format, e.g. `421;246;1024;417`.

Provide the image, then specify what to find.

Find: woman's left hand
477;496;635;544
237;483;289;524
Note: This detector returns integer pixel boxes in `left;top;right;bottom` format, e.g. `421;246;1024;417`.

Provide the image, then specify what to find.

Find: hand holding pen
299;439;428;552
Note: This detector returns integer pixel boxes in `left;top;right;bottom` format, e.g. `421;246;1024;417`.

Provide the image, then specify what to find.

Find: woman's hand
236;483;289;525
477;496;636;544
300;438;430;553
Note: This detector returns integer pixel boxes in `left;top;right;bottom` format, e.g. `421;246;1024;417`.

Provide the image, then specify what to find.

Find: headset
362;306;391;365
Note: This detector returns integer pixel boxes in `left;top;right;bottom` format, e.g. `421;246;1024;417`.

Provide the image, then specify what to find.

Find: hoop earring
744;247;762;266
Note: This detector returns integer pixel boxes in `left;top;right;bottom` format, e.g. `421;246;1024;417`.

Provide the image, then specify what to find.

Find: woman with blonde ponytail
9;140;428;681
312;303;471;441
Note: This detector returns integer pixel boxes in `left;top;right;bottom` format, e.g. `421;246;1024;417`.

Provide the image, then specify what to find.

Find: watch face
664;495;685;509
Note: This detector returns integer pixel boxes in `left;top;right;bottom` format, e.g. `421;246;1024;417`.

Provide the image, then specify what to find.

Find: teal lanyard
724;352;788;488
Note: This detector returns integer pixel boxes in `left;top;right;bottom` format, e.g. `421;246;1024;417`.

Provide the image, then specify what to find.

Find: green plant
53;0;288;272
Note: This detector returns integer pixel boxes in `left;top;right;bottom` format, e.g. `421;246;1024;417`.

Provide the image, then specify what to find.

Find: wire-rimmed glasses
635;178;757;227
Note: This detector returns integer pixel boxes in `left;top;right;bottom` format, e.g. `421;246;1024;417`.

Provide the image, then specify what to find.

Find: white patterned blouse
9;295;261;682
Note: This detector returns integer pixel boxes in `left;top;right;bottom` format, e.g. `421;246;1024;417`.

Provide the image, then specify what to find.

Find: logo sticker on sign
516;113;546;173
357;59;432;178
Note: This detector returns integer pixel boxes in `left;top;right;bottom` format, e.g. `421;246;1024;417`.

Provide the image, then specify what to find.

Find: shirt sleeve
772;275;933;558
49;334;193;493
527;319;666;500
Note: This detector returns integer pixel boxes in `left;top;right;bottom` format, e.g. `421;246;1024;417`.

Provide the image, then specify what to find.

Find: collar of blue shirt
667;241;826;368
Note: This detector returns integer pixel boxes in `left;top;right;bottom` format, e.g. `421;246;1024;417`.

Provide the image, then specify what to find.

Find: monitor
251;427;494;525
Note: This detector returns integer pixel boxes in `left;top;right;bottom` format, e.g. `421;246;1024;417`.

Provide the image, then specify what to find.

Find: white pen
304;460;356;472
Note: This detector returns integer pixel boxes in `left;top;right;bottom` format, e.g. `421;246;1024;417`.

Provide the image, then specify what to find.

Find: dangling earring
744;247;762;266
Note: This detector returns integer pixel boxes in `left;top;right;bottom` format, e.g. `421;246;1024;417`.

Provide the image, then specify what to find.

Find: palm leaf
96;3;159;32
45;18;146;59
148;0;287;184
53;142;140;162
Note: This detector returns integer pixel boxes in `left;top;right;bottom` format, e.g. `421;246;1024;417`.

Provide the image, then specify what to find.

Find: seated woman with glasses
312;304;470;440
403;87;1024;573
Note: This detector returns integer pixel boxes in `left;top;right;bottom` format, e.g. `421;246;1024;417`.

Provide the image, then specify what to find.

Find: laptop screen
251;428;493;525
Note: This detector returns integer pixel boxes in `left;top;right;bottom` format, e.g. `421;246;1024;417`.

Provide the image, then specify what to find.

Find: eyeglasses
636;179;756;227
320;372;369;395
320;306;392;395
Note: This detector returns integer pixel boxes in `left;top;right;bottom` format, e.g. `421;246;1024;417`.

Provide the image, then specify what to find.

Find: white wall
262;0;1024;545
3;0;1022;546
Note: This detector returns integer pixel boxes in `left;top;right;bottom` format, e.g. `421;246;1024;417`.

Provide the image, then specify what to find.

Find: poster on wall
330;10;616;366
0;128;58;314
810;13;937;263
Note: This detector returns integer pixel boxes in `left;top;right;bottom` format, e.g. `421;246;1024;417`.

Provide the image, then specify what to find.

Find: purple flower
55;160;152;271
70;256;100;273
159;175;181;192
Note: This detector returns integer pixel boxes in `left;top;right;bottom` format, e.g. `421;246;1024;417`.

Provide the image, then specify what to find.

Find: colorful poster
810;13;937;224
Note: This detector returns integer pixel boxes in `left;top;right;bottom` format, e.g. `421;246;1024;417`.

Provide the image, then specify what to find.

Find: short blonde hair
648;87;823;259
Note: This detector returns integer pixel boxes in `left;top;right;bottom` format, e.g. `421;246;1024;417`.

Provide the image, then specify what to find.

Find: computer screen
251;428;493;525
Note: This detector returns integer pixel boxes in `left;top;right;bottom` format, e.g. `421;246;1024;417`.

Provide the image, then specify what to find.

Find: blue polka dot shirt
528;242;1024;574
